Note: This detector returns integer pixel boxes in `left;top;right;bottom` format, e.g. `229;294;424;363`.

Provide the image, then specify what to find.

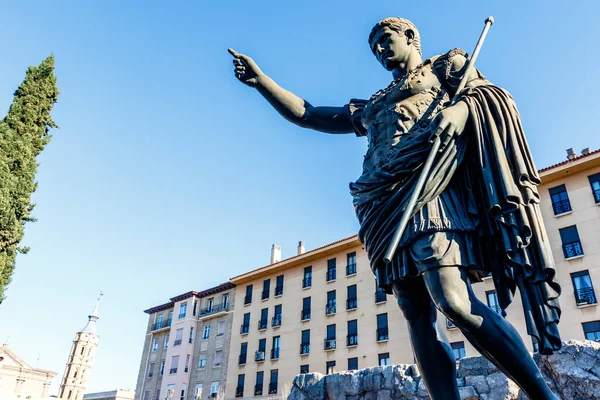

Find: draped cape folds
349;84;562;355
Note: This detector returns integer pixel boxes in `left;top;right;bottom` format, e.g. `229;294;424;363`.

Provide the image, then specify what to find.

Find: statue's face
370;26;411;71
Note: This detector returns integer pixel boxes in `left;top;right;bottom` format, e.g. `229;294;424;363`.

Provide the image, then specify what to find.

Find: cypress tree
0;55;59;303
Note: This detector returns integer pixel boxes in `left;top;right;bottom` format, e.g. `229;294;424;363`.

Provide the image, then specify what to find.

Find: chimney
582;147;590;156
270;244;281;264
297;241;305;255
566;148;576;160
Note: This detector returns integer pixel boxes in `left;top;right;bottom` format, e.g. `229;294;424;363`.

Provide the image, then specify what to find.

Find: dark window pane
348;357;358;370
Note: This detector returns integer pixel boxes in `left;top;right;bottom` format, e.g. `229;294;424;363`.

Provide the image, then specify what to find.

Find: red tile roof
538;148;600;173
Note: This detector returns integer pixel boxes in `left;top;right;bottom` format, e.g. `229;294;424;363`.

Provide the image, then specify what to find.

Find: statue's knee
435;295;470;322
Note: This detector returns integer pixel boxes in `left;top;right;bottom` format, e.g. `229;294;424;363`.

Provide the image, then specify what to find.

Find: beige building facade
83;389;135;400
0;344;56;399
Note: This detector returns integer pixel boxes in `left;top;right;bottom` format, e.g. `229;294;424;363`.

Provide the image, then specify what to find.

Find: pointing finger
228;48;239;57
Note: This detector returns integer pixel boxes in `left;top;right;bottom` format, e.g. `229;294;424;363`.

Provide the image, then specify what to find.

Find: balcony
199;303;229;320
346;263;357;276
255;350;265;362
375;291;387;303
238;353;247;365
173;339;182;346
563;241;584;259
271;348;280;360
300;343;310;355
301;309;311;321
326;269;336;282
151;319;172;331
272;314;282;327
377;327;389;341
254;385;263;396
324;338;336;351
244;295;252;305
258;319;268;331
235;387;244;398
274;285;283;296
347;298;357;310
169;368;177;374
240;324;249;335
552;199;572;215
575;287;597;306
326;303;336;315
347;334;358;347
268;382;278;395
261;290;270;300
302;277;312;288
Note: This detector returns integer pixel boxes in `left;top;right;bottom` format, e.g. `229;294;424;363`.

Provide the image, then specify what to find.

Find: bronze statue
229;17;561;400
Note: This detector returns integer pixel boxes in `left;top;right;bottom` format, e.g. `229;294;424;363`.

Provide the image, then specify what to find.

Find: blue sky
0;0;598;394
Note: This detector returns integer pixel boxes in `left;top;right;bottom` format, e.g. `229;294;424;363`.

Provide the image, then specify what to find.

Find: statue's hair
369;18;421;57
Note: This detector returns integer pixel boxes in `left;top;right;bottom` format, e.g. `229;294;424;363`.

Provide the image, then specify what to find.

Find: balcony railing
173;339;182;346
199;303;229;317
272;314;282;327
301;309;311;321
563;241;584;258
258;319;268;330
238;354;247;365
240;324;249;334
347;334;358;346
552;199;572;215
594;188;600;203
324;338;336;350
261;290;270;300
274;285;283;296
169;368;177;374
377;327;389;341
268;382;278;395
255;350;266;362
375;291;387;303
326;269;336;282
151;319;172;331
575;287;597;306
302;277;312;288
244;295;252;305
254;385;263;396
300;343;310;355
347;298;357;310
235;387;244;398
178;312;186;319
271;347;280;360
346;263;357;276
326;303;336;315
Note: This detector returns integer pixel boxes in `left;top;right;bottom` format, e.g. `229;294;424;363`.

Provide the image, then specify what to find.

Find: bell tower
58;293;102;400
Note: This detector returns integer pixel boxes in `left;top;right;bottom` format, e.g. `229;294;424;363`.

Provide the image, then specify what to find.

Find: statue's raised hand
228;48;263;88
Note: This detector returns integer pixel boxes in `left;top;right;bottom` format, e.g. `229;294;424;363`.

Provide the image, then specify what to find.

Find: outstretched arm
228;48;354;134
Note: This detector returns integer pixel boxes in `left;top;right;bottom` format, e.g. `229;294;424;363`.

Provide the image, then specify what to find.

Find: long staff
383;16;494;264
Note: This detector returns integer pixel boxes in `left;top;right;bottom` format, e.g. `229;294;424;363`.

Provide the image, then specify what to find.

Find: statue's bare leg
392;278;460;399
422;267;558;400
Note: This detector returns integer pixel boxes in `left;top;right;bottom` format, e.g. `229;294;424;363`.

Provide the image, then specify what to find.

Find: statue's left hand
429;101;469;151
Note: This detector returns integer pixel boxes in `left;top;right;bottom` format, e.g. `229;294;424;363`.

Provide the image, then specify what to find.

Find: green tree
0;55;59;303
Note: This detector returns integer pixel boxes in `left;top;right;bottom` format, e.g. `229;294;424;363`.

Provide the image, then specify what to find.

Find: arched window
68;390;72;399
74;369;78;378
80;346;85;355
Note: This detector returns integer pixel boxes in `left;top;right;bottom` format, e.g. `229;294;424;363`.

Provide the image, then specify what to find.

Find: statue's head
369;18;421;71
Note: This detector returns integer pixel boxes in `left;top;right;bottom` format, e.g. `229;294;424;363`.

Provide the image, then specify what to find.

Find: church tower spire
58;293;103;400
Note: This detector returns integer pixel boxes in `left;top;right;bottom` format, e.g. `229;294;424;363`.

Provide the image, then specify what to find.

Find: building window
170;355;179;374
222;293;229;310
184;354;190;373
174;328;183;346
189;327;194;344
178;302;187;319
275;275;284;296
583;321;600;341
210;382;219;397
326;258;337;282
214;350;223;366
241;312;250;334
325;324;336;350
217;321;225;336
271;336;280;359
347;319;358;346
147;362;154;378
348;357;358;370
159;360;165;376
549;184;572;215
326;361;336;375
451;342;466;360
256;338;266;362
326;290;337;315
532;337;539;353
236;375;245;398
244;284;253;305
486;291;501;314
168;311;173;326
262;279;271;300
152;338;159;352
194;384;202;400
206;297;214;312
303;266;312;288
446;319;457;329
589;173;600;203
163;334;169;349
180;384;186;400
239;342;248;365
301;297;311;320
378;352;390;366
376;313;389;341
198;356;207;369
258;308;268;330
192;300;198;317
143;391;150;400
272;304;282;327
560;225;584;258
156;314;164;329
347;284;357;310
300;329;310;354
572;271;597;306
300;364;309;374
375;286;387;303
202;324;210;339
166;385;175;400
255;371;264;396
269;369;279;394
346;252;357;275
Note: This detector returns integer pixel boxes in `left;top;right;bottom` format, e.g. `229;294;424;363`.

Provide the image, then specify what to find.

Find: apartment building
134;283;235;400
